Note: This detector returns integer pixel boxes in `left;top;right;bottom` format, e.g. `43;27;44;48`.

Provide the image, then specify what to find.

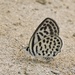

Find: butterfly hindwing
33;35;62;57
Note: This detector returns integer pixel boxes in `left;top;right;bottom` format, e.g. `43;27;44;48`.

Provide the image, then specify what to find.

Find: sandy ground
0;0;75;75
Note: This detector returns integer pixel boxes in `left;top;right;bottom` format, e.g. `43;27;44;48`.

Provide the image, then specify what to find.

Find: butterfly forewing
29;18;59;45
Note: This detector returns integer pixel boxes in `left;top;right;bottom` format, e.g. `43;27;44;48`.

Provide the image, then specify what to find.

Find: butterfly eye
26;47;29;51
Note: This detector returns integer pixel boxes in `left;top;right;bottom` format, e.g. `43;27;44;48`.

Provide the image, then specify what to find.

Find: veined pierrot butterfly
25;18;63;59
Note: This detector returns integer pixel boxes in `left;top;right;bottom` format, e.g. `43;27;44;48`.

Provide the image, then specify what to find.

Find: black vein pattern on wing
37;34;41;41
30;36;36;56
36;46;38;53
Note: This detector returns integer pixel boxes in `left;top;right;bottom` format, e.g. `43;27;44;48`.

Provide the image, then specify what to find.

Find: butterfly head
22;45;29;52
25;46;29;51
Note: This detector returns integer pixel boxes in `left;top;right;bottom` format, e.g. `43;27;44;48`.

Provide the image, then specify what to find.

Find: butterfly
25;18;63;59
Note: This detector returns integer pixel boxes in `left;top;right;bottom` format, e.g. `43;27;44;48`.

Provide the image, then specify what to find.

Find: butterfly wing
30;18;59;45
32;35;63;57
26;18;62;56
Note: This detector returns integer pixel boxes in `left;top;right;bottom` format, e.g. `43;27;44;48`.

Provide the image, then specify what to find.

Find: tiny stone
73;33;75;37
7;10;10;13
66;6;69;9
18;71;21;74
48;1;52;4
36;0;46;5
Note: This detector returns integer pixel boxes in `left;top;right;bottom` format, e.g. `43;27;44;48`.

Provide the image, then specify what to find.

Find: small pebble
73;33;75;37
36;0;46;5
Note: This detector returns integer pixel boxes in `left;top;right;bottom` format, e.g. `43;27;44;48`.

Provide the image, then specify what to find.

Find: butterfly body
26;18;63;59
